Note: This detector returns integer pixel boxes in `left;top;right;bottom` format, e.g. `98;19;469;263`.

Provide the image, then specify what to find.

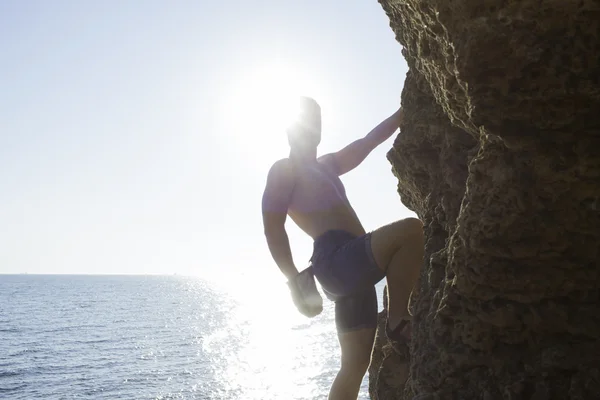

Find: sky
0;0;412;278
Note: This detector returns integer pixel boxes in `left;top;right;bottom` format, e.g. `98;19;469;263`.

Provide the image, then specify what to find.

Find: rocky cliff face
370;1;600;399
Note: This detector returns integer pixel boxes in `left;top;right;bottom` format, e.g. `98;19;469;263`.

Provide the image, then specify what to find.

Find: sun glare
201;271;335;399
222;61;329;159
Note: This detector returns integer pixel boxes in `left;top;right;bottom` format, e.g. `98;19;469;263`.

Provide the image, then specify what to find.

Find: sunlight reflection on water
203;274;342;399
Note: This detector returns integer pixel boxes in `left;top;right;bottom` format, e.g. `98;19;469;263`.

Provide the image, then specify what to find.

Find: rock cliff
370;1;600;399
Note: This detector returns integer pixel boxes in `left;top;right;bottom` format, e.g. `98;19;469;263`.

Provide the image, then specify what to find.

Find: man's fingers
293;297;319;318
288;277;322;318
299;303;322;318
397;107;404;124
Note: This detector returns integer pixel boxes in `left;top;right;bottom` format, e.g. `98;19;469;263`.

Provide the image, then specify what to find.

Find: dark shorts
311;230;386;333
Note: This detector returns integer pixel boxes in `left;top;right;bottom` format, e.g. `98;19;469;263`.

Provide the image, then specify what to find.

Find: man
261;97;424;400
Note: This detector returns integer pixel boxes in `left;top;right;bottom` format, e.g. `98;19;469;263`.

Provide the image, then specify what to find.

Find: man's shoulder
271;157;291;168
316;153;334;165
316;153;340;175
269;158;294;174
267;158;296;182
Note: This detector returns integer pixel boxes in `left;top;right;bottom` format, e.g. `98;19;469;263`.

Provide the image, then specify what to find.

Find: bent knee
394;217;423;239
403;217;423;231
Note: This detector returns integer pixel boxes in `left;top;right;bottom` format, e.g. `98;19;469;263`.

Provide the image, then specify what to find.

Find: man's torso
287;157;365;239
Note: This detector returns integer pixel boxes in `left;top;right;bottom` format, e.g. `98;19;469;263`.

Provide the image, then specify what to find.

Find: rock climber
261;96;424;400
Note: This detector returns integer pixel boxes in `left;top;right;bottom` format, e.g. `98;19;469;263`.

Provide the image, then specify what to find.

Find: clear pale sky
0;1;412;278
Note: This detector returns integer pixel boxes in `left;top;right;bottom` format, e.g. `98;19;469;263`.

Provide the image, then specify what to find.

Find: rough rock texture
371;1;600;399
370;287;413;399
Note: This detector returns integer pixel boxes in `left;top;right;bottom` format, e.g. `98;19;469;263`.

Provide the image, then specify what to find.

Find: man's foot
385;318;411;344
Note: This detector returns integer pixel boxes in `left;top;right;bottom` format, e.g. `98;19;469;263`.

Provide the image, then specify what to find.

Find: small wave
0;384;27;393
8;348;35;357
70;338;114;345
0;371;21;378
0;328;19;333
40;324;105;334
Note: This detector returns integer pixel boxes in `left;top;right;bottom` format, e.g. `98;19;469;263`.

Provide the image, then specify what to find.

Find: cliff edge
370;1;600;399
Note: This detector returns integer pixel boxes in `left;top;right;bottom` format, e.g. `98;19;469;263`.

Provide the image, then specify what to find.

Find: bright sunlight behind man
221;61;331;159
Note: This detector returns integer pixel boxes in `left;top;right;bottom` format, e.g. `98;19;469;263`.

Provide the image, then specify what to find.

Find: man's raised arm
320;107;403;176
261;159;298;280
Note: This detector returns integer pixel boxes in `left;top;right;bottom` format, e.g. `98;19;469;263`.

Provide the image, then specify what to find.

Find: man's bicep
322;138;373;176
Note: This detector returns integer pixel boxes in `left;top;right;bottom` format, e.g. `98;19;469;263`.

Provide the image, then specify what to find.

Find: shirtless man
261;97;424;400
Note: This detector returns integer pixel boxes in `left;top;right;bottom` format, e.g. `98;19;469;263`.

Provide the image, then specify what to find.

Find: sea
0;274;386;399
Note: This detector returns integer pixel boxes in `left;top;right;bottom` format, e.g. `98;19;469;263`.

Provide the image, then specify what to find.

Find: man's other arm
320;107;403;175
261;159;298;280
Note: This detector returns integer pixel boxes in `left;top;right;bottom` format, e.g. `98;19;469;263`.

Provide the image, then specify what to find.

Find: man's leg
328;327;375;400
369;217;424;331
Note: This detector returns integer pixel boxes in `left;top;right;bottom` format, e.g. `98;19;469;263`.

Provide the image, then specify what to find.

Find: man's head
286;96;321;151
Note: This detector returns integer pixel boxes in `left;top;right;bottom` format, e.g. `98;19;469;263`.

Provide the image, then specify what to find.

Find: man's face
287;98;322;150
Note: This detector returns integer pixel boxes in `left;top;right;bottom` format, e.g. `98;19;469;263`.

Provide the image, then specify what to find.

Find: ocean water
0;275;385;399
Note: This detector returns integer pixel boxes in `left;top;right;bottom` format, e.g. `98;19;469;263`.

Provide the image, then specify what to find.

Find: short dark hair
286;96;322;148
